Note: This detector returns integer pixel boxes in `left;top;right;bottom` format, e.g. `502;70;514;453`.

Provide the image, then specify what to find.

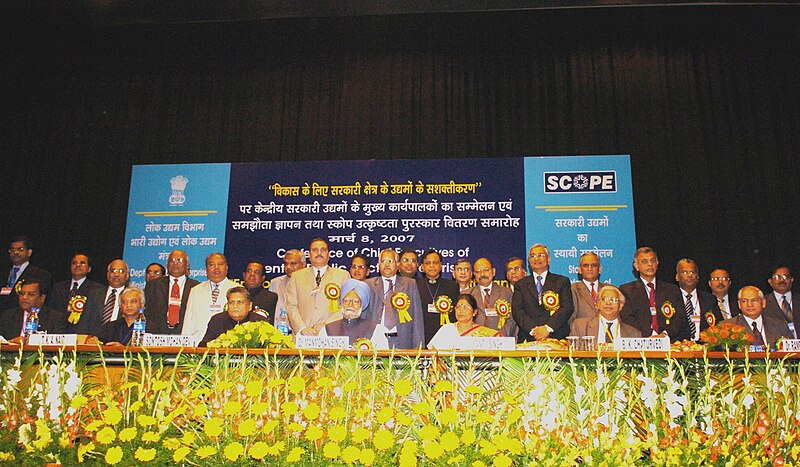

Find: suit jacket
569;316;642;340
0;305;65;339
619;279;690;342
365;275;425;349
268;274;290;318
198;311;268;347
182;278;239;342
144;275;200;335
416;276;460;345
248;287;278;324
286;266;350;332
0;264;52;312
764;291;799;337
715;292;741;320
512;272;574;342
569;281;609;325
46;278;103;335
721;314;793;349
469;283;518;338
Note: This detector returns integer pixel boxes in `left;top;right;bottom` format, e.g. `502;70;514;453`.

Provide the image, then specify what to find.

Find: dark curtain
1;6;798;290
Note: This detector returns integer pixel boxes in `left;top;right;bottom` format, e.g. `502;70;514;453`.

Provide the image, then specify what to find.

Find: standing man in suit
242;260;278;323
47;253;103;334
722;285;792;349
570;252;607;326
675;259;723;340
183;253;238;343
709;269;740;320
75;259;130;338
269;249;306;318
505;257;527;293
453;259;473;293
416;249;460;345
349;254;371;281
398;249;419;279
0;279;65;340
286;239;350;336
1;236;52;312
570;285;642;341
469;257;516;338
144;250;199;335
619;247;690;342
763;266;797;338
512;244;574;342
365;248;424;349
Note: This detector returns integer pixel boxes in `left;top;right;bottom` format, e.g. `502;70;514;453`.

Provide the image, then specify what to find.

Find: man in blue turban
322;279;389;349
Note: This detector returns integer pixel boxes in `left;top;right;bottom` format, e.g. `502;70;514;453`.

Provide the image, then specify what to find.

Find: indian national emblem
169;175;188;206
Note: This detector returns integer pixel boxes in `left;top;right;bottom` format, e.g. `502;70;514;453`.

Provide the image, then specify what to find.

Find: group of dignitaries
1;234;797;350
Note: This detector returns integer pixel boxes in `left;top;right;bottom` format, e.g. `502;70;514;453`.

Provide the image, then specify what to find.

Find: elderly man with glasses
763;266;798;338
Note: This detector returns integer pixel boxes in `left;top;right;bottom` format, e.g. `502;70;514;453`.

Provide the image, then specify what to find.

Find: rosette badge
353;338;374;351
325;283;341;313
705;312;716;327
541;291;560;315
661;301;675;325
434;295;453;325
391;292;413;323
68;295;88;324
494;299;511;329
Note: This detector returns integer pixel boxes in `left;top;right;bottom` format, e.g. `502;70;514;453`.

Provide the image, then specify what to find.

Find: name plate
614;337;670;351
295;335;349;349
142;334;197;347
780;339;800;352
28;334;78;346
458;336;516;351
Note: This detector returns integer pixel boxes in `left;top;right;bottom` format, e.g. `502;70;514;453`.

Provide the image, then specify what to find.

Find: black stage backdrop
1;6;798;293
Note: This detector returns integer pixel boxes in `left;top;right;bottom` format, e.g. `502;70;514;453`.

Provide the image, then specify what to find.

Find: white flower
574;384;586;403
742;393;754;409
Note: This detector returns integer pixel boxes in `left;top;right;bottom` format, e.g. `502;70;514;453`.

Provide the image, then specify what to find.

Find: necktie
605;321;615;343
647;282;659;334
751;321;765;347
102;289;116;324
167;278;181;327
8;267;19;288
383;280;397;329
211;284;220;304
536;276;543;297
590;282;597;303
483;288;490;309
70;281;79;296
782;295;793;322
718;297;726;318
685;293;697;339
315;269;322;287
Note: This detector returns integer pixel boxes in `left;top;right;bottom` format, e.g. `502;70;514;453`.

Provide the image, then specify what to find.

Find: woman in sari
428;293;502;350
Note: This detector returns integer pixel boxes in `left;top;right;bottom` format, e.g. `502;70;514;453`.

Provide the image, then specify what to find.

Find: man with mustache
763;266;798;338
469;257;516;338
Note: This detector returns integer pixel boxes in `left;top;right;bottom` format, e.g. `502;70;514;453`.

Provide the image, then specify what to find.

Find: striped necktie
685;293;697;339
211;284;220;304
102;289;116;324
782;295;793;322
605;321;615;343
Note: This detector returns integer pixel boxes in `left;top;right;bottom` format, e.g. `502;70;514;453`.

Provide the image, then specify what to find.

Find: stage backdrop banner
123;156;634;289
523;155;636;286
123;163;231;288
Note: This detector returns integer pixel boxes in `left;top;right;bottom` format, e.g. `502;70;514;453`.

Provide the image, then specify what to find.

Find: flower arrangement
206;321;295;349
700;322;754;351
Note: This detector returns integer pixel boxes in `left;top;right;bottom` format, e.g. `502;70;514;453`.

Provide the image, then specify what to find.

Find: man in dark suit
144;250;199;335
512;244;574;342
569;252;608;326
469;257;516;338
242;260;278;324
1;279;65;340
47;253;104;334
722;285;792;349
763;266;797;338
675;259;724;340
1;236;52;313
416;249;460;345
365;248;424;349
619;247;690;342
708;269;740;320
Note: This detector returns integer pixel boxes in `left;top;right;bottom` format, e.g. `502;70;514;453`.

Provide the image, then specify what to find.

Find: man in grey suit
469;257;517;338
569;252;607;326
763;266;797;338
570;285;641;342
286;239;350;336
365;249;424;349
708;269;740;320
722;285;792;349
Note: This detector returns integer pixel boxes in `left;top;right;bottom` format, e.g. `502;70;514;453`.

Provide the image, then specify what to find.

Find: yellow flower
196;445;217;459
137;415;157;427
448;454;465;464
162;438;181;450
119;427;137;443
266;441;286;456
181;431;196;446
439;407;458;425
70;395;88;410
305;425;324;441
78;441;95;463
135;446;156;462
193;402;207;417
152;380;170;392
402;440;418;453
88;388;105;397
341;445;361;464
249;441;269;460
203;417;224;438
86;420;104;432
103;406;123;426
329;405;346;420
141;432;160;443
465;384;482;395
328;425;347;443
400;449;418;467
251;401;269;415
238;419;257;437
288;422;304;433
424;440;444;459
352;427;371;444
105;445;123;465
461;430;477;445
122;382;140;391
343;380;358;392
433;380;453;393
394;379;413;397
476;412;494;424
419;424;440;441
95;426;116;445
376;406;394;424
507;408;522;425
128;400;143;412
323;442;341;459
412;401;432;415
263;419;279;434
223;400;242;416
479;439;498;456
245;380;263;397
268;378;285;388
440;431;460;452
282;401;299;417
493;453;512;467
374;429;395;451
303;402;321;420
472;461;487;467
224;441;244;462
286;447;305;463
396;411;413;426
360;448;376;466
215;380;234;392
173;446;190;462
317;376;334;388
288;375;306;393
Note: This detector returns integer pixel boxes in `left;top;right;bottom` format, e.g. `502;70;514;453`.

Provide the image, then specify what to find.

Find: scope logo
543;171;617;193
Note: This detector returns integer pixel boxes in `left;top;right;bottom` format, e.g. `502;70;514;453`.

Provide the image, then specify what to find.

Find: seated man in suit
505;256;527;293
1;235;52;313
469;257;516;338
675;258;723;341
722;285;792;350
708;269;740;320
268;249;306;320
199;287;268;347
570;285;641;343
321;279;389;349
570;252;607;326
145;250;199;335
1;279;65;341
47;253;103;334
763;266;797;338
242;260;278;323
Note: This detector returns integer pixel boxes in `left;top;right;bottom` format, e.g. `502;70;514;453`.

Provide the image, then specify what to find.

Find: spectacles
8;247;26;253
600;297;621;304
342;298;362;305
168;258;187;263
455;267;471;272
379;259;396;264
474;267;492;275
678;271;698;276
771;274;792;281
108;268;126;274
507;266;523;271
351;265;366;270
738;298;762;305
400;258;416;263
529;253;547;259
709;277;731;281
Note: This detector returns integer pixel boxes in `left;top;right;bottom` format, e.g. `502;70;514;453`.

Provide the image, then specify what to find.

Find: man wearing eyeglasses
73;259;131;338
722;285;792;349
569;285;641;341
675;259;723;341
0;279;65;341
144;250;199;335
1;236;52;313
46;253;103;334
512;243;574;342
469;257;516;338
349;254;371;281
763;266;798;338
708;269;740;320
569;252;608;326
398;249;420;279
